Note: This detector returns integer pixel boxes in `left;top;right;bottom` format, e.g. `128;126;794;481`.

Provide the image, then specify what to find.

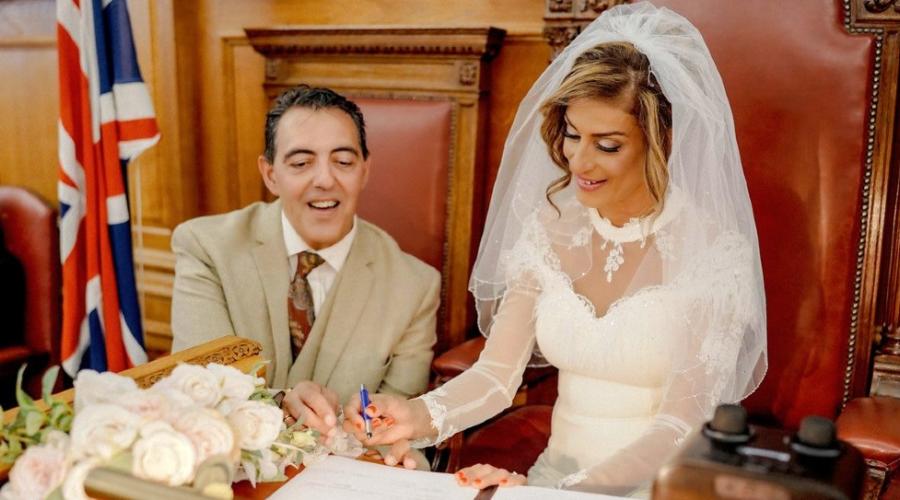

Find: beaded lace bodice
414;198;757;496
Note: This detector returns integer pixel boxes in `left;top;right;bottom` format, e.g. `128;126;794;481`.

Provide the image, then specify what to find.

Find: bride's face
562;96;651;219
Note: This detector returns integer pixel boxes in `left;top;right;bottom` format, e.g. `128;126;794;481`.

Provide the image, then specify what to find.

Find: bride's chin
574;191;608;211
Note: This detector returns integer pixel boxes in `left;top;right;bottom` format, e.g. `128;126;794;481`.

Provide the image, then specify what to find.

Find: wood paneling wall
0;0;551;356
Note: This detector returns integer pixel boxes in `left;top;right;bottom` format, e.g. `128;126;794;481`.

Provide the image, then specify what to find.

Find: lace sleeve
412;286;538;447
411;219;548;448
557;232;764;495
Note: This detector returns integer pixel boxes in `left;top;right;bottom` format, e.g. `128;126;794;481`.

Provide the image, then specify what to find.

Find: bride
344;2;767;496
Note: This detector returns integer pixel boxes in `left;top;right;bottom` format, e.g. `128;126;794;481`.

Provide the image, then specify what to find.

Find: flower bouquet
0;363;364;499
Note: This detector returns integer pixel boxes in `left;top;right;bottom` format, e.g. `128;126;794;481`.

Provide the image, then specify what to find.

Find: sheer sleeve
412;286;538;447
559;231;765;495
411;215;552;448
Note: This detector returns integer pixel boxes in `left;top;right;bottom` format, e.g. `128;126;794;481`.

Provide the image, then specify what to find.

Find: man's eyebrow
331;146;360;157
282;148;315;161
282;146;360;161
563;115;625;137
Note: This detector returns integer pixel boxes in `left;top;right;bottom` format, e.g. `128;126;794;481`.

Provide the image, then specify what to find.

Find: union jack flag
57;0;158;376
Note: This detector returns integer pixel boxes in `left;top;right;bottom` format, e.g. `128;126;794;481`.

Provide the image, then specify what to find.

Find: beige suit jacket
169;200;440;403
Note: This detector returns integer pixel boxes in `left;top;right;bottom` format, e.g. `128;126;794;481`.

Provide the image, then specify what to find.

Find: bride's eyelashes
563;129;622;153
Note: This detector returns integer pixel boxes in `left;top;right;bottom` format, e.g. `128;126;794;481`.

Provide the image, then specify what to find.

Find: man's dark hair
263;84;369;163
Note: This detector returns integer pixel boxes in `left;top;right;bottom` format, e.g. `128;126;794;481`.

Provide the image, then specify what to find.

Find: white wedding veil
471;0;767;405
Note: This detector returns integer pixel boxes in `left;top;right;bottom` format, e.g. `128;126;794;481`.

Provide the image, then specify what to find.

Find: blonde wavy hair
540;41;673;214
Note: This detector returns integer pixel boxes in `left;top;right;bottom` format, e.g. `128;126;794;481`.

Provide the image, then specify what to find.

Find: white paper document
492;485;628;500
267;455;630;500
267;456;476;500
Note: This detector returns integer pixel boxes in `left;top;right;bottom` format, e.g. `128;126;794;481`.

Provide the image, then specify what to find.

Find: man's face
259;106;369;250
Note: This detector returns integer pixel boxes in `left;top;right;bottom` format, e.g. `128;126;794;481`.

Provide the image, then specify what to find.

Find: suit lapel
251;201;293;389
311;224;375;385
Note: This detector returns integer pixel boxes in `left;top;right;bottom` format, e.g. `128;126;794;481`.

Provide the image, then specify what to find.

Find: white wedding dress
416;191;758;497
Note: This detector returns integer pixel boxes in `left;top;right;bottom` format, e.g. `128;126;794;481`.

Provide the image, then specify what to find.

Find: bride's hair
540;41;673;213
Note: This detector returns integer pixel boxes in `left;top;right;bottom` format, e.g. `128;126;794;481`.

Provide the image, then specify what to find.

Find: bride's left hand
454;464;527;489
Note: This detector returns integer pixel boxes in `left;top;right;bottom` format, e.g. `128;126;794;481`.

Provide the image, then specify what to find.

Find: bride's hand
342;393;435;446
455;464;527;489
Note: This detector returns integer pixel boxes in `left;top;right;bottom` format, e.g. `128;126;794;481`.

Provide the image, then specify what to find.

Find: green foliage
0;365;73;464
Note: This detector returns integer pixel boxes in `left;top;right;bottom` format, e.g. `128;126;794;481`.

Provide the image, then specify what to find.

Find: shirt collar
281;211;357;273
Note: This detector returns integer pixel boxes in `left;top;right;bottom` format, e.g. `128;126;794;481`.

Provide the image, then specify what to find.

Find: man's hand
282;381;340;440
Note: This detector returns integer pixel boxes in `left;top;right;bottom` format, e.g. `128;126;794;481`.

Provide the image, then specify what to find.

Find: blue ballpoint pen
359;384;373;439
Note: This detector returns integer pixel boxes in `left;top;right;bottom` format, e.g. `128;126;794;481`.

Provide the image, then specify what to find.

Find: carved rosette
458;62;478;86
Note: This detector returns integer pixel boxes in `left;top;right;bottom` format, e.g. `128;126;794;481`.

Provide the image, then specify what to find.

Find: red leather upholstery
0;186;60;395
354;98;452;271
837;397;900;471
653;0;873;430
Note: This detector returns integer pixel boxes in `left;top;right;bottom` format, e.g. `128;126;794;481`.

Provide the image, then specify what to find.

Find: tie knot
296;251;325;278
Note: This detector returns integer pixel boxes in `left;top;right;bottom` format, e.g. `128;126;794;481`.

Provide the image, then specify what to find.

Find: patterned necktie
288;251;325;358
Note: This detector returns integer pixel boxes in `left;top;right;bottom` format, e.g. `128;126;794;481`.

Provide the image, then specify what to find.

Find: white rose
156;364;222;408
225;400;283;451
147;385;197;415
73;370;138;412
119;389;179;423
172;407;236;464
69;403;140;459
207;363;257;401
132;422;197;486
1;444;66;499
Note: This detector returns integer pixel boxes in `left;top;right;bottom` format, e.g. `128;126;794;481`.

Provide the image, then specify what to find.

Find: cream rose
132;422;197;487
224;400;283;451
0;444;67;499
69;403;140;459
207;363;257;401
73;370;139;412
118;389;180;423
173;407;236;464
156;363;222;408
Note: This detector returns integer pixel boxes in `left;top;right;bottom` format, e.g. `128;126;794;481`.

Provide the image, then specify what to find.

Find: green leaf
41;366;60;405
45;487;64;500
14;364;35;409
25;410;46;436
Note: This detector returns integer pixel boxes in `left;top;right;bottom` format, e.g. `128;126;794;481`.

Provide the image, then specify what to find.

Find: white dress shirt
282;212;357;316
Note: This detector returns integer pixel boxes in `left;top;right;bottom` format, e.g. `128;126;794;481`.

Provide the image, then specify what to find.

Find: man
171;85;440;439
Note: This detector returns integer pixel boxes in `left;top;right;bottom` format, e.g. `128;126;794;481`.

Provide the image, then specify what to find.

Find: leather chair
430;1;900;496
0;186;60;404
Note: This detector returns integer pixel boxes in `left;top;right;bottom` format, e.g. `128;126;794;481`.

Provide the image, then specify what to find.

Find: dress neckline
587;188;683;244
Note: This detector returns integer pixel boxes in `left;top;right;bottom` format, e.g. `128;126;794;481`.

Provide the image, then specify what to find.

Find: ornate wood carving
244;26;504;60
245;26;505;352
458;61;478;86
854;0;900;25
543;0;630;58
131;338;263;388
864;0;900;13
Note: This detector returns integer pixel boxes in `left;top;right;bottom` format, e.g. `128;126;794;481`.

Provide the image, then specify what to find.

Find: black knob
797;416;836;448
710;404;749;435
791;416;841;458
703;404;751;444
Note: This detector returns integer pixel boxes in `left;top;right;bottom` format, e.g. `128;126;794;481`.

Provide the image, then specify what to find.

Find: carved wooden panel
245;26;505;352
